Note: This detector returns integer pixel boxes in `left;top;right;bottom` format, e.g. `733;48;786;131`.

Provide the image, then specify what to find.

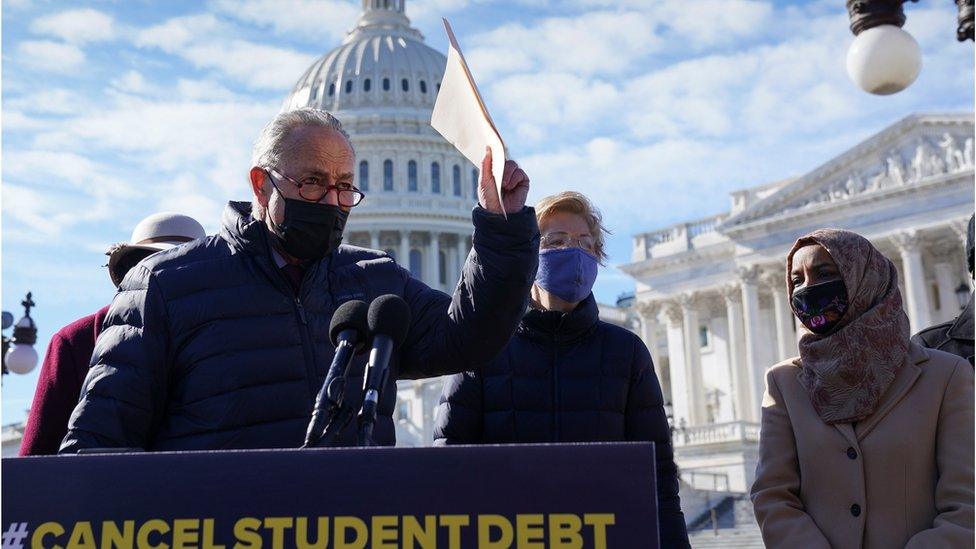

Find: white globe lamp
847;24;922;95
5;341;38;375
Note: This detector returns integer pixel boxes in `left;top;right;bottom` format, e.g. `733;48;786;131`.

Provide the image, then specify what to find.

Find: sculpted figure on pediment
939;133;965;173
912;141;932;180
964;137;974;168
885;152;905;187
868;166;889;192
844;171;867;195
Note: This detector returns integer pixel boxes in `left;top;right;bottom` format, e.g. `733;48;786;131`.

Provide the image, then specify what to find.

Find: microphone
357;294;411;446
303;299;368;448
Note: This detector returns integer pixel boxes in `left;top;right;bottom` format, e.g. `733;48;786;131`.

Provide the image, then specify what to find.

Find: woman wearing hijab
751;229;974;548
433;191;689;548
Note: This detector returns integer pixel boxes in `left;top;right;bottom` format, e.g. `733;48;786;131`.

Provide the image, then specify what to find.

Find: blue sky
2;0;973;424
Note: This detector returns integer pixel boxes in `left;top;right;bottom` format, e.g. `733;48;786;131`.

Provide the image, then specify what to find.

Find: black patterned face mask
791;279;849;335
268;180;348;261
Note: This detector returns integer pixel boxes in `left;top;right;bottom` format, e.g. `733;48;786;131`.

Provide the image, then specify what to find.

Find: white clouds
111;70;150;94
470;10;659;79
30;8;115;44
135;14;221;53
488;72;619;140
135;14;317;90
17;40;85;72
179;40;319;91
212;0;360;43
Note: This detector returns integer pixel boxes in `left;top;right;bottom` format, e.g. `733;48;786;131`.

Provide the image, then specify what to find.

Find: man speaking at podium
60;108;538;452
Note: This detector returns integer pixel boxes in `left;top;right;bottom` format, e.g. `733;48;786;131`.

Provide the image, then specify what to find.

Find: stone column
678;292;707;425
722;284;750;422
934;260;960;322
637;301;663;383
399;231;410;268
369;230;380;251
738;265;764;422
663;303;690;427
763;268;796;362
455;233;467;285
892;231;932;332
428;232;441;289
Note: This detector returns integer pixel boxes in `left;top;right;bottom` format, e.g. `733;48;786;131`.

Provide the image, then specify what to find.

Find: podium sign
2;442;658;548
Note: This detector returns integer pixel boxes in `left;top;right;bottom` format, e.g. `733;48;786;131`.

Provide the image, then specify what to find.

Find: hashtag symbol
1;523;29;549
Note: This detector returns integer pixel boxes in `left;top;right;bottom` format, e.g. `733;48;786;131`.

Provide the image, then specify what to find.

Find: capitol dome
283;0;446;114
283;0;478;309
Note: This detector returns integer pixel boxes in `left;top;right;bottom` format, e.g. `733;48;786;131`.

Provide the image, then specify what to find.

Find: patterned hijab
786;229;911;424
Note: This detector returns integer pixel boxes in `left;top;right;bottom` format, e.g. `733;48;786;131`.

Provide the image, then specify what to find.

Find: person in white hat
20;212;206;455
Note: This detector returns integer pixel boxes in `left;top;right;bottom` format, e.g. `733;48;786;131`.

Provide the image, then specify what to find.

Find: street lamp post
846;0;974;95
2;292;39;376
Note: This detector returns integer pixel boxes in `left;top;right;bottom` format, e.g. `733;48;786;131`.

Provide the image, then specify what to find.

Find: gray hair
251;108;351;169
250;108;352;219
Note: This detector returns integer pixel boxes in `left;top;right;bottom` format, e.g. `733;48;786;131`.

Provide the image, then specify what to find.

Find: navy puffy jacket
433;295;689;547
60;201;539;452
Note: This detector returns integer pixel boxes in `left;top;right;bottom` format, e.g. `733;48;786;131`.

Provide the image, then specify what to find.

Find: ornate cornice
722;113;973;233
737;264;762;284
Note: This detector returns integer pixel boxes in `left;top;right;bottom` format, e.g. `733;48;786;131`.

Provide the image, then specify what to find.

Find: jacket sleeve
20;332;83;456
905;358;975;548
432;371;484;445
750;369;831;549
625;337;689;548
397;206;539;379
59;266;170;453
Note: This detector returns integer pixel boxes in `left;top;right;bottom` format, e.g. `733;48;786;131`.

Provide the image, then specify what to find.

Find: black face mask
791;278;849;335
267;183;348;262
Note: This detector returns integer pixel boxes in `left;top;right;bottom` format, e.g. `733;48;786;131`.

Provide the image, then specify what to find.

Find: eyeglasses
540;232;596;254
265;167;365;207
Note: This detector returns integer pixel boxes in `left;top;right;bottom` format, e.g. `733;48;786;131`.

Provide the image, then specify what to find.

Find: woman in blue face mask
433;191;690;548
751;229;974;549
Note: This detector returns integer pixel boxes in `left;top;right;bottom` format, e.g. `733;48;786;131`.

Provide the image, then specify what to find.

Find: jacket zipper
293;292;320;400
551;316;566;443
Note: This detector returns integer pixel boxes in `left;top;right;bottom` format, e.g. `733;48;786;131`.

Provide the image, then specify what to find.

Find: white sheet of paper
430;18;506;215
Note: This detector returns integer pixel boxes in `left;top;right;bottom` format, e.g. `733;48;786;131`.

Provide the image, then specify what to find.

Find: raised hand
478;146;530;215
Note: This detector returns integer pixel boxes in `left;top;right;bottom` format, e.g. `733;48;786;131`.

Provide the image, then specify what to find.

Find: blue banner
2;442;658;548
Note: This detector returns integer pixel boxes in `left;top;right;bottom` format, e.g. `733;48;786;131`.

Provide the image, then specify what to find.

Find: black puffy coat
60;201;538;452
912;292;974;366
433;295;689;547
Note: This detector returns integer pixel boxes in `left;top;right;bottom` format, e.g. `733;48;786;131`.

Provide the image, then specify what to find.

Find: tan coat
751;343;974;549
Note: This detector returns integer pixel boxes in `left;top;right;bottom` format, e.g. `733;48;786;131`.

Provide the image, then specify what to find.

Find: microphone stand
306;338;360;448
356;335;395;446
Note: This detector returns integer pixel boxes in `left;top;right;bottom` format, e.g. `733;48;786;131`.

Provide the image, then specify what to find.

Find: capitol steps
688;494;765;548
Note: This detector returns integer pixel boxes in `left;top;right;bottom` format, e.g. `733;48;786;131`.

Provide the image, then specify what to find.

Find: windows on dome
383;159;394;191
401;78;409;92
471;168;478;200
438;250;447;285
328;83;335;96
364;78;371;92
383;78;390;91
431;162;440;194
420;80;427;94
452;165;461;196
359;160;369;192
408;160;418;192
310;84;318;100
345;80;352;93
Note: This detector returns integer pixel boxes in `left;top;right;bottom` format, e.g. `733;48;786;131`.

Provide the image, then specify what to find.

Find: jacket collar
518;293;600;342
833;342;927;445
219;201;273;258
519;293;599;343
946;292;974;340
